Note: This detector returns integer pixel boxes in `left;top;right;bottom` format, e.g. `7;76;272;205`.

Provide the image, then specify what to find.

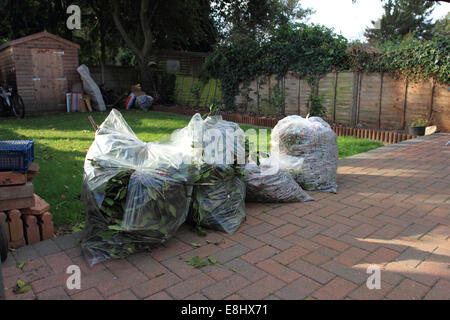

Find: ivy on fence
201;23;449;112
202;23;348;111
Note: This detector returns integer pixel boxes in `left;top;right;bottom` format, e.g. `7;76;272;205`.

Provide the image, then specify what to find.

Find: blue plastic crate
0;140;34;172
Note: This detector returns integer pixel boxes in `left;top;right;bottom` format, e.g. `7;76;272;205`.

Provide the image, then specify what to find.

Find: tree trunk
137;63;157;98
100;24;106;66
112;0;159;97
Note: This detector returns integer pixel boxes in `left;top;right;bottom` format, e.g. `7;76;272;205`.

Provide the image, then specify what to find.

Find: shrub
263;84;287;114
307;95;327;117
190;81;205;107
202;23;348;111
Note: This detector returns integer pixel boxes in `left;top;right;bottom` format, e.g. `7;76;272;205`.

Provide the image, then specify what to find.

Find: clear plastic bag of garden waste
170;114;247;234
191;164;246;234
271;115;338;193
245;156;313;202
81;109;194;266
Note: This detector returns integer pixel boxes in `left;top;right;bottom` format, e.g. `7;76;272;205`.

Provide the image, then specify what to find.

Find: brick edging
330;125;419;145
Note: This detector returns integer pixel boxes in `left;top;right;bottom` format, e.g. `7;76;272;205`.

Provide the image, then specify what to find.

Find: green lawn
337;136;384;159
0;110;382;228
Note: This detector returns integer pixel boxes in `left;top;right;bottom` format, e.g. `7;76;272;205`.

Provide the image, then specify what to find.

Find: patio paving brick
241;246;279;264
386;279;431;300
424;279;450;300
202;274;250;299
132;272;181;299
108;290;139;300
256;259;301;283
288;259;335;284
311;277;358;300
238;275;285;300
274;276;321;300
166;273;215;299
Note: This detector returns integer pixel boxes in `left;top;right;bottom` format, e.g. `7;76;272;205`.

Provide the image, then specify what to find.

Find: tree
111;0;216;94
0;0;121;66
212;0;312;43
432;12;450;36
86;0;116;66
364;0;436;45
0;0;74;43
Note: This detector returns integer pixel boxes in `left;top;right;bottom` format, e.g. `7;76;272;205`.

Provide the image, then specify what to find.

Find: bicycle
0;85;25;119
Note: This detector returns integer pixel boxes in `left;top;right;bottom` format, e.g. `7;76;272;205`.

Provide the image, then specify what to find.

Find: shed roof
0;30;80;51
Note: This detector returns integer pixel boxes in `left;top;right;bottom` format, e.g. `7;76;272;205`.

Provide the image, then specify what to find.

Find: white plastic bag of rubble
77;64;106;111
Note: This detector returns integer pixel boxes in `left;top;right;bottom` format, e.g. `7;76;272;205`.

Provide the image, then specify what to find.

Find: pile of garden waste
81;110;333;265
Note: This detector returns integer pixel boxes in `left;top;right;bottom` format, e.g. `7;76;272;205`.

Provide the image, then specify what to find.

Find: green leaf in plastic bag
104;198;114;206
119;188;127;200
168;205;177;217
101;206;115;217
195;226;208;237
99;230;116;239
147;188;157;200
108;225;122;231
172;173;185;180
160;225;168;235
202;171;210;179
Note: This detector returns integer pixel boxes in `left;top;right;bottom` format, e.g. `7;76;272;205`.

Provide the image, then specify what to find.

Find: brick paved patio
2;134;449;300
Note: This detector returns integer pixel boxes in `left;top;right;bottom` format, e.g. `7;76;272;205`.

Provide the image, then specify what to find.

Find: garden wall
236;72;450;132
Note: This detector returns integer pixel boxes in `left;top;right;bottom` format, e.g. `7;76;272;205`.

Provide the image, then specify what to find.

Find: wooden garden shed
0;31;80;114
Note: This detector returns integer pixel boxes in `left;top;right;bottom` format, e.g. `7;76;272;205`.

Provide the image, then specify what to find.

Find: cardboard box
131;84;142;94
134;91;147;98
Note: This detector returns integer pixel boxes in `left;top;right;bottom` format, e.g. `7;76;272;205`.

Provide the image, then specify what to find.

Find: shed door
31;49;68;110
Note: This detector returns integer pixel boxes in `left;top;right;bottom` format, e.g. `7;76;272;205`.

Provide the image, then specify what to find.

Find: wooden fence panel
297;79;310;117
285;73;300;115
334;72;353;125
318;72;337;123
405;80;432;127
433;83;450;131
380;74;405;130
358;73;381;128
